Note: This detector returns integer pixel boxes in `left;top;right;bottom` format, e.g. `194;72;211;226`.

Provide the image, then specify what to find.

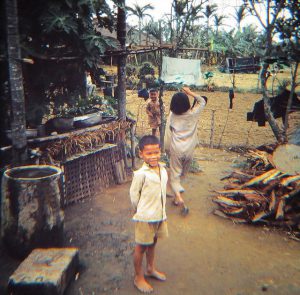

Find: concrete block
8;248;79;295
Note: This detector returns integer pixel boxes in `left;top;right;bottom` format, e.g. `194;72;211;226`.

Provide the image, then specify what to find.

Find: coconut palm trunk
5;0;28;164
116;0;129;169
116;0;126;120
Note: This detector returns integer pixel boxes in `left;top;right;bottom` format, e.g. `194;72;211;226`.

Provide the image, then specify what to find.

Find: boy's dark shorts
135;220;168;245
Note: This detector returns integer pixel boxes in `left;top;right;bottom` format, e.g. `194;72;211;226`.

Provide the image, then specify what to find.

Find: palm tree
233;5;247;32
117;0;126;120
127;3;154;45
170;0;205;55
5;0;28;163
213;14;227;35
203;4;218;32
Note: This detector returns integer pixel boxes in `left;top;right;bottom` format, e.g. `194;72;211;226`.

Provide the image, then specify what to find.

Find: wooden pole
210;110;216;148
130;124;136;170
116;0;128;170
158;20;165;152
116;0;126;120
5;0;28;164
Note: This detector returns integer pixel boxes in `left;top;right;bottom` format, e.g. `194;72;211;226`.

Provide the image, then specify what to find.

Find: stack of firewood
213;145;300;235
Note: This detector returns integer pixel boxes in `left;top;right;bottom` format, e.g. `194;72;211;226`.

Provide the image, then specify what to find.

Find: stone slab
8;247;79;295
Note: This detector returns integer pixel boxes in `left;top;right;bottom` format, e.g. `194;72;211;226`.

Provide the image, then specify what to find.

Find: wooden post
130;123;136;170
116;0;128;170
210;110;216;148
116;0;126;120
5;0;28;164
158;20;166;152
113;160;127;184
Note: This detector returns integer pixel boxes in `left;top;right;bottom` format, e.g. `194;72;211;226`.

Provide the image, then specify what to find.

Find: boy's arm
181;86;198;98
129;172;144;210
146;103;153;117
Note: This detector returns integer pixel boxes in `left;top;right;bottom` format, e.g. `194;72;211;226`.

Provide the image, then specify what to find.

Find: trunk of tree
138;19;142;45
116;0;127;120
116;0;128;169
158;22;165;152
5;0;28;164
284;62;298;139
260;27;285;144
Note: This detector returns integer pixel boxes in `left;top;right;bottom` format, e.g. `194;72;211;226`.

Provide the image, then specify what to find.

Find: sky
125;0;265;32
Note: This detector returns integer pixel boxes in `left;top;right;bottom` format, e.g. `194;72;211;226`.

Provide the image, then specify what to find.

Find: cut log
268;190;277;211
215;189;258;195
251;210;269;222
242;169;279;187
243;193;268;203
220;171;253;182
213;209;247;223
262;170;282;184
222;207;245;216
275;199;285;220
273;144;300;175
281;175;300;186
212;195;246;207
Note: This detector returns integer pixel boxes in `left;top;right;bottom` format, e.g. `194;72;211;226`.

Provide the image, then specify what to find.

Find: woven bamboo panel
61;144;123;205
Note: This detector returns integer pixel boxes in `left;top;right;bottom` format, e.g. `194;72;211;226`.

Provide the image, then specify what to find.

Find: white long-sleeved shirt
165;96;206;157
130;162;168;222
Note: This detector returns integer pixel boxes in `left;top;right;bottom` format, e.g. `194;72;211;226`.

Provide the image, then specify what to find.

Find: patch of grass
189;158;203;173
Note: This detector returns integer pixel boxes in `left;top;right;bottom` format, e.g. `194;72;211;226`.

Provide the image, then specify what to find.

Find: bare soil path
64;147;300;295
1;147;299;295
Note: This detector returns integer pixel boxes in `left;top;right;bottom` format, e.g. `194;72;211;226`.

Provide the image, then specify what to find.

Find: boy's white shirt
164;96;206;157
130;162;168;222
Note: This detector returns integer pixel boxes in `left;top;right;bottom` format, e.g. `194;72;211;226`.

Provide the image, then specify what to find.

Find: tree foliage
244;0;299;143
170;0;208;51
18;0;117;68
1;0;118;129
126;3;154;45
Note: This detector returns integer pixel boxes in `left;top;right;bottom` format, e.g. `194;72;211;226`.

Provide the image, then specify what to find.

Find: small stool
8;248;79;295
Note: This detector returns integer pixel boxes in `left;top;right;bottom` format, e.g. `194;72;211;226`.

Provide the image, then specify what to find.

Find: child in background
86;71;96;96
130;135;168;293
165;86;207;215
146;88;161;137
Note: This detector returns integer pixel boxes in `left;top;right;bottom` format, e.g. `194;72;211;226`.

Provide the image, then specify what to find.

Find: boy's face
149;91;158;102
139;144;161;167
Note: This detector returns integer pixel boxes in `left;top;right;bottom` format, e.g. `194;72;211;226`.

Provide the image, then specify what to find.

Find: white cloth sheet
161;56;203;86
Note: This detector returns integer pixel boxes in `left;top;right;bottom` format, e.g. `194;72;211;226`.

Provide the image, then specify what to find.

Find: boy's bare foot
181;205;189;216
145;270;167;281
134;277;153;293
173;196;184;206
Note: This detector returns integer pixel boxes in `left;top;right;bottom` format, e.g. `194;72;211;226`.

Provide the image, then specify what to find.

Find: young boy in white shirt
130;135;168;293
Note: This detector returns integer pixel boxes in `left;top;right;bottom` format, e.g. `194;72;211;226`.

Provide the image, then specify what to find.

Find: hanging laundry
160;56;203;86
229;88;234;109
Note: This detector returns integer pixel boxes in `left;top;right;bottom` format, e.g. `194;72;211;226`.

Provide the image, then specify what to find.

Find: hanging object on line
229;88;234;109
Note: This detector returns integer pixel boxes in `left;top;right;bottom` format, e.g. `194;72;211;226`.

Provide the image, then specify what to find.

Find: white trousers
169;153;192;194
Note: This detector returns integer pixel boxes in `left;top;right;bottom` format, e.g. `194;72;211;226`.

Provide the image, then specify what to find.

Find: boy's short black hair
149;88;158;93
170;92;191;115
139;135;160;151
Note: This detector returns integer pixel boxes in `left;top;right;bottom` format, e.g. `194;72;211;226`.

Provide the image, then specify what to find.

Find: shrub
138;62;155;78
126;64;137;77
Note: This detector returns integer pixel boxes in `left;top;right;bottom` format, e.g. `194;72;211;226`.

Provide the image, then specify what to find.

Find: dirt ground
126;66;299;147
1;69;299;294
1;147;300;295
